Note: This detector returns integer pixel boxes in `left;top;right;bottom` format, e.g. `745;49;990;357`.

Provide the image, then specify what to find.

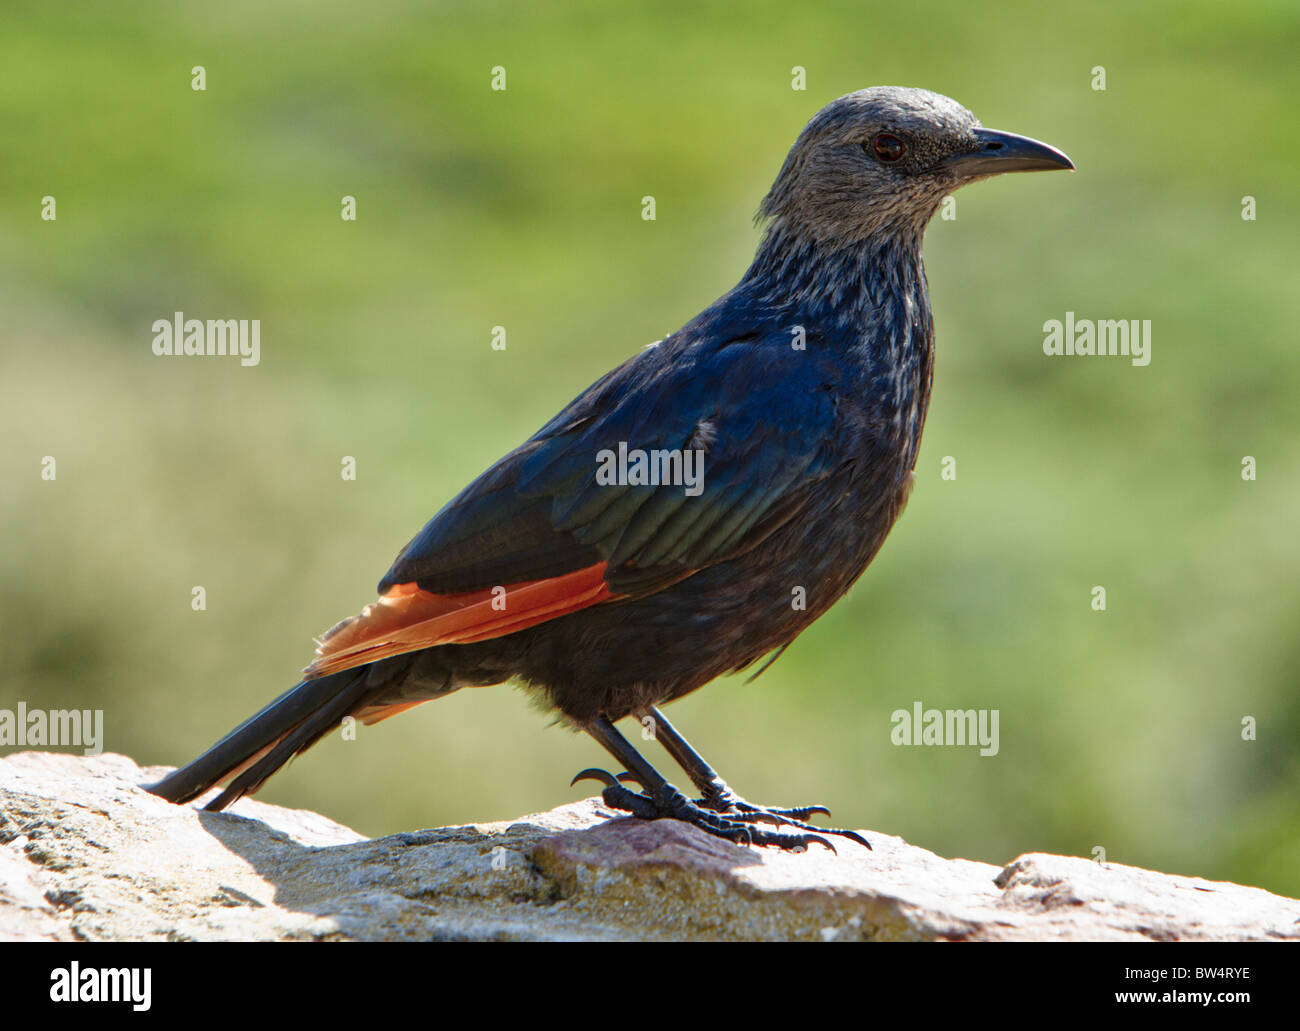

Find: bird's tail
147;668;375;812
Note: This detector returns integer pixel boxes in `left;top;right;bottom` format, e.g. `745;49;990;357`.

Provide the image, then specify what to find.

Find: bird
149;87;1072;851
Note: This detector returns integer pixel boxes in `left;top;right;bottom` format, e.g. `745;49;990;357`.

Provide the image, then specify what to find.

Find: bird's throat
743;219;936;460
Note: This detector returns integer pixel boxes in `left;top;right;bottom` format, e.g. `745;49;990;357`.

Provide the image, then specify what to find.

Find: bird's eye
870;133;906;163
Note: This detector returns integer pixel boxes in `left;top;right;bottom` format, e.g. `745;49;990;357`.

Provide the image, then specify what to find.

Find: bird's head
758;86;1073;244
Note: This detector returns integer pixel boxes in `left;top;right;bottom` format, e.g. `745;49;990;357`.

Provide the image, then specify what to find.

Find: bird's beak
943;127;1074;177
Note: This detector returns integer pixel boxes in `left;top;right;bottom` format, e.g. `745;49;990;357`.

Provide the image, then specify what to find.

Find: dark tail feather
147;668;372;810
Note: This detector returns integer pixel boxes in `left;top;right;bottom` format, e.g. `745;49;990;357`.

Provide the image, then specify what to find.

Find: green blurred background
3;1;1298;896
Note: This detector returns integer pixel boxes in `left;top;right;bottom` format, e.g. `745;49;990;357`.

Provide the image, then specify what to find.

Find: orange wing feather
303;563;616;679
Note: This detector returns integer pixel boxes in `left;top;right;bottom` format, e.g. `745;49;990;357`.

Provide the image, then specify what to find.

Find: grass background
3;0;1298;896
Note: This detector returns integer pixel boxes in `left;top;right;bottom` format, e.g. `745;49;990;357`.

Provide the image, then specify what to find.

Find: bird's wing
304;338;839;677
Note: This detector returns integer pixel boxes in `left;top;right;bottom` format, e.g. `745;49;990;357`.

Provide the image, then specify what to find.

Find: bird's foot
698;787;832;822
571;769;869;852
696;781;872;850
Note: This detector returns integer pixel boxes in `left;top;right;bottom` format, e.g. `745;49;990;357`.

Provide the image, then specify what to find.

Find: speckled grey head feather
758;87;986;244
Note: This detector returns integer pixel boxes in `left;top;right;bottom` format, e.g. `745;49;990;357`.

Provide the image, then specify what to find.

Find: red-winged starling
150;87;1073;851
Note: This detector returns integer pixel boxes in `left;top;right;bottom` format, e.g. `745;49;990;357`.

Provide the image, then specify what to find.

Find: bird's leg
643;706;871;849
574;715;839;852
643;706;816;815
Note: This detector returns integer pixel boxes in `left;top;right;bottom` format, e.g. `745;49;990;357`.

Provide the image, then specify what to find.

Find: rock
1;751;1296;941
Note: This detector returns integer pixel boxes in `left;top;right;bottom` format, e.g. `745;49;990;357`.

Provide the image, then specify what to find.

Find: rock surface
1;750;1297;941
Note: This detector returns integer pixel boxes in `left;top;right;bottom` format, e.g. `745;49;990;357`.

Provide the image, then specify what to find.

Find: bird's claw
696;791;869;849
716;807;869;849
711;798;833;822
571;767;648;788
573;777;857;852
570;767;620;789
571;769;661;820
